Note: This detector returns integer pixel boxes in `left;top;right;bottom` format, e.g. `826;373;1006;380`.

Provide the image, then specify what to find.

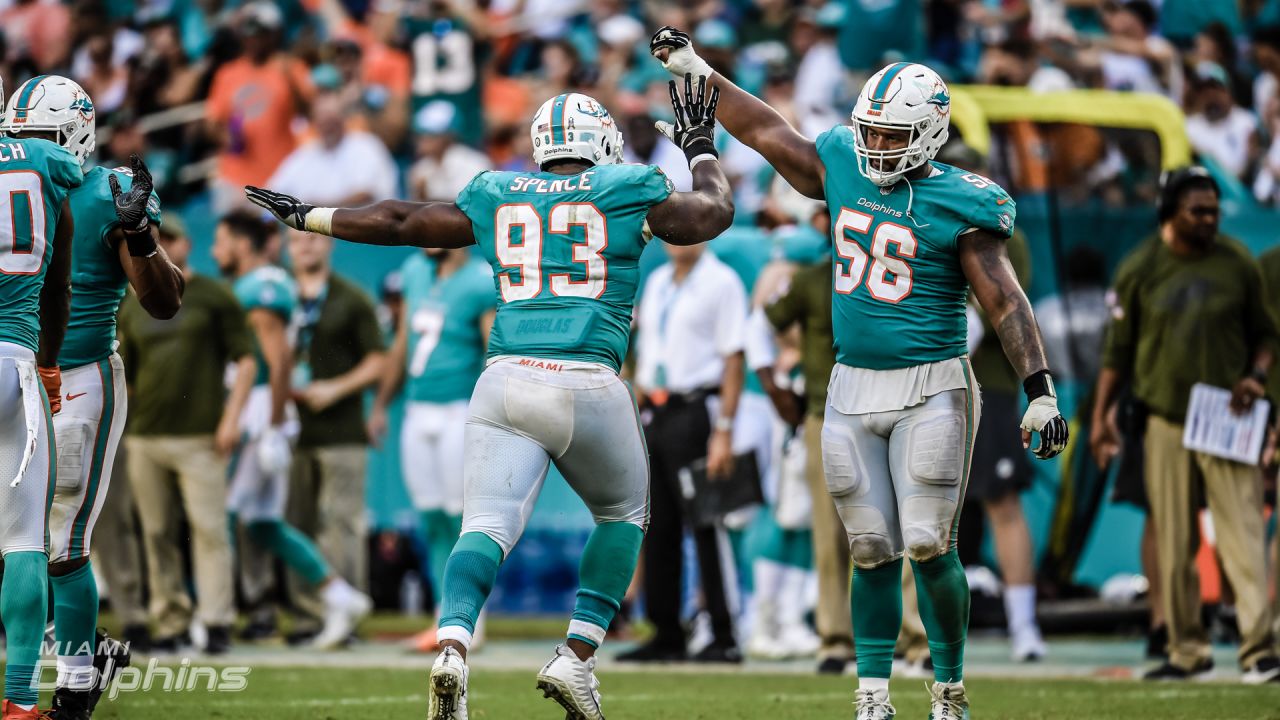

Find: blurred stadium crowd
6;0;1280;676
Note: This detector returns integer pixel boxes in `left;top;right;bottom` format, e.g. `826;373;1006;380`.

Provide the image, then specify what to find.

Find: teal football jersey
60;165;163;369
401;252;496;403
0;138;83;352
233;265;297;386
457;164;673;372
815;125;1016;370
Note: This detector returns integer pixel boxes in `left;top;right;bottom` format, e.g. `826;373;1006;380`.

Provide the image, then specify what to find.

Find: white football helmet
3;75;96;165
851;62;950;187
530;92;624;168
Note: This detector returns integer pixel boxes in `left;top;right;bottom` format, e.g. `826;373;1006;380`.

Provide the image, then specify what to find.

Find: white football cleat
928;682;970;720
775;621;821;659
536;644;605;720
312;589;373;650
854;688;896;720
429;647;469;720
1010;624;1047;662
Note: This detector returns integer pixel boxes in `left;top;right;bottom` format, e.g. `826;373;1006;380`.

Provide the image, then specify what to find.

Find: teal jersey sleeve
59;165;164;368
636;164;675;207
46;142;85;192
454;171;491;218
234;266;297;319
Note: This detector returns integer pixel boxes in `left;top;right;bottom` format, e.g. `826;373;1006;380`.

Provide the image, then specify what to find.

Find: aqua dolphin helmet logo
69;93;94;122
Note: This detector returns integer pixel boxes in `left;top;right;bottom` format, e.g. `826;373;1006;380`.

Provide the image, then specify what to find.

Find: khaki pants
285;445;369;628
1145;415;1274;669
126;435;235;637
805;412;854;660
90;444;148;628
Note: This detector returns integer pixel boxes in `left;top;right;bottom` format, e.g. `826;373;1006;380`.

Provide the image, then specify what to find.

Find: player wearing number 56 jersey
368;246;495;652
0;75;81;719
651;28;1070;720
248;78;735;720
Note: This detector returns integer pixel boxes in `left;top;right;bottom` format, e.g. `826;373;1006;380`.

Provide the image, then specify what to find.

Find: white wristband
303;207;336;236
689;153;718;170
714;416;734;433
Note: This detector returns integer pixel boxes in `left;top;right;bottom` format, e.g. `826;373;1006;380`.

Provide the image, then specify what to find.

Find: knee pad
902;521;949;562
848;531;898;569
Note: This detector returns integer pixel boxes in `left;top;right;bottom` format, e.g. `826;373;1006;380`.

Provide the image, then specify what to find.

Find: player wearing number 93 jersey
651;27;1071;720
247;80;735;720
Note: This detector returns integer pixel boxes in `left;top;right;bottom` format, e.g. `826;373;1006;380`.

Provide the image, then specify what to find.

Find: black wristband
682;134;717;163
1250;366;1269;385
123;227;158;258
1023;369;1056;401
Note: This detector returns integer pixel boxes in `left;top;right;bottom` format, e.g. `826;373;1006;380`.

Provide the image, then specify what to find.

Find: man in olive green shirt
1091;168;1280;682
118;215;257;649
283;229;385;636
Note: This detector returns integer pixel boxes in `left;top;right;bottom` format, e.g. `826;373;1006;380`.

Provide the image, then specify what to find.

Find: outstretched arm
960;228;1068;459
644;73;735;244
109;156;185;319
651;27;825;200
246;187;476;249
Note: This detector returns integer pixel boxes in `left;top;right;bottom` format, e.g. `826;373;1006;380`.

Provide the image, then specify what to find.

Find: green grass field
84;667;1280;720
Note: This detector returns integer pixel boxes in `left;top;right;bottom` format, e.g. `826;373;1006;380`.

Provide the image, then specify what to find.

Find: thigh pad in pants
821;405;902;568
889;388;978;562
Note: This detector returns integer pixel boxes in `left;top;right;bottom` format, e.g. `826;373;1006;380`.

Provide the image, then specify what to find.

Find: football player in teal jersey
247;78;734;720
2;74;186;720
211;211;372;651
368;246;496;653
651;28;1068;720
0;75;81;720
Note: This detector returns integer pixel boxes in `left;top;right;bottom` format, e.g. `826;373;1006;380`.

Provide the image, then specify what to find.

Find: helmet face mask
530;93;625;169
2;76;97;165
851;63;951;187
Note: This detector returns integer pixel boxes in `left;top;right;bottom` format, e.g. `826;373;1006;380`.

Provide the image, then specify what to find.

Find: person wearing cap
407;100;492;203
268;93;398;207
205;0;315;213
1091;168;1280;683
118;213;255;653
1185;61;1259;181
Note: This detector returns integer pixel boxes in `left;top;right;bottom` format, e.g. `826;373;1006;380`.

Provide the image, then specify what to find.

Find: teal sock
438;532;504;635
51;561;99;663
569;522;643;648
852;557;903;680
3;551;48;706
779;528;814;570
911;550;970;683
420;510;462;605
245;520;330;586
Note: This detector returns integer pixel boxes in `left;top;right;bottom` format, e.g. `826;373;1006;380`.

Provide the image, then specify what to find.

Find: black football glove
245;185;314;230
1020;371;1069;460
656;73;720;164
107;154;158;257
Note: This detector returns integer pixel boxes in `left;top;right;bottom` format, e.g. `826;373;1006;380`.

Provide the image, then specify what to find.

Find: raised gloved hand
108;154;158;257
256;425;292;476
650;26;713;80
655;73;720;165
245;186;315;231
1020;371;1068;460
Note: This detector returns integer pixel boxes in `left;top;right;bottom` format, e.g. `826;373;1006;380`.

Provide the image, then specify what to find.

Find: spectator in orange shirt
205;2;315;213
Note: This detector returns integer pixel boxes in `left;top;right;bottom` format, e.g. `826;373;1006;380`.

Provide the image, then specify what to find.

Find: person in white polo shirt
620;242;748;664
